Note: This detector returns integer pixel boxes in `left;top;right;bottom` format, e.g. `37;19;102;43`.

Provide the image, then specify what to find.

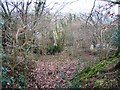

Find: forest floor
28;50;99;88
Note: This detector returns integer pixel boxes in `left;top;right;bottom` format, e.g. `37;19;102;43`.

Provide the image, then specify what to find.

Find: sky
46;0;96;13
45;0;118;14
1;0;118;14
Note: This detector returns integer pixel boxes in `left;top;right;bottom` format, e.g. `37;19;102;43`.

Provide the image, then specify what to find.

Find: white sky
1;0;118;14
46;0;95;13
45;0;118;14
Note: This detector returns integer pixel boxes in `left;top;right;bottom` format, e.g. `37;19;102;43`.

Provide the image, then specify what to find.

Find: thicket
1;0;120;89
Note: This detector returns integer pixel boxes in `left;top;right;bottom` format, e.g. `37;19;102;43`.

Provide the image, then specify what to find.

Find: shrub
47;29;65;55
111;25;120;48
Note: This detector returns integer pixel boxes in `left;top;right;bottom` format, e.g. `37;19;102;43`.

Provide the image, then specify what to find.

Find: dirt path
28;51;98;88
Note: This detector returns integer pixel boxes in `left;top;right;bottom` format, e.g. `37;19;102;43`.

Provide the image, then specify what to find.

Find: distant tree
102;0;120;70
86;0;120;70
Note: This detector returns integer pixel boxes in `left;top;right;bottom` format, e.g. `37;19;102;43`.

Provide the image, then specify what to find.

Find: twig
86;0;97;25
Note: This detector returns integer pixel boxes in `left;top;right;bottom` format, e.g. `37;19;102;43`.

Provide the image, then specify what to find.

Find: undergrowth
68;56;120;88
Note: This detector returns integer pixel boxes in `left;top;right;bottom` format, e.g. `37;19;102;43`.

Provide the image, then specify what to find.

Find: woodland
0;0;120;89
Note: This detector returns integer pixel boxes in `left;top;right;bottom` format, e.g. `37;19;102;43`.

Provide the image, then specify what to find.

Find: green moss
70;56;120;88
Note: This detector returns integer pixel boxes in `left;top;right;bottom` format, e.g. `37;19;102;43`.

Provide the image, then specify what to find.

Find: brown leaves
28;51;98;88
28;55;80;88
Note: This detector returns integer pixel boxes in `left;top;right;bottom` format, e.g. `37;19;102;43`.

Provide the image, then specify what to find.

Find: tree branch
86;0;97;25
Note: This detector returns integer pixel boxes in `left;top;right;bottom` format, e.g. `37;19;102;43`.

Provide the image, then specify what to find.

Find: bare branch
5;0;11;14
102;0;120;4
86;0;97;25
0;0;8;17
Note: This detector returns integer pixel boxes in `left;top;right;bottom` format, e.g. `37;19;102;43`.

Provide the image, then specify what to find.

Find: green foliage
1;42;35;88
111;25;120;47
69;56;120;88
0;20;5;27
1;45;15;88
47;28;65;55
47;45;61;55
1;0;46;88
18;73;25;86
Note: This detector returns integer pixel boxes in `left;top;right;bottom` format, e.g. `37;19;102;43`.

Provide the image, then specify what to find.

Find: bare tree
0;0;46;88
87;0;120;70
